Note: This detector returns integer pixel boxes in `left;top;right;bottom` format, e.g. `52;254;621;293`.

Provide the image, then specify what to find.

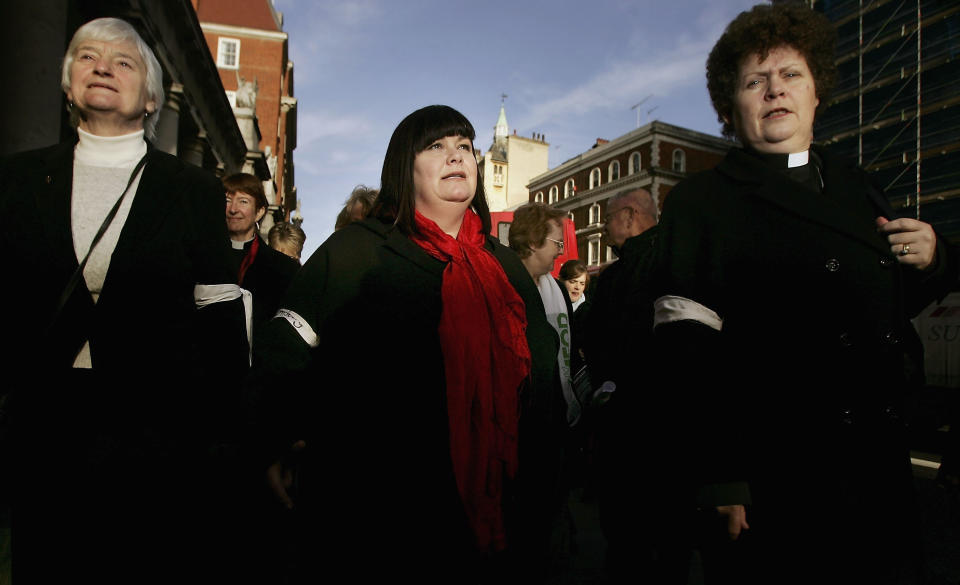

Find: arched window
568;211;575;222
589;168;601;189
564;178;575;198
549;185;559;204
589;202;600;225
608;160;620;182
534;191;544;203
672;149;686;173
629;152;641;174
588;234;602;266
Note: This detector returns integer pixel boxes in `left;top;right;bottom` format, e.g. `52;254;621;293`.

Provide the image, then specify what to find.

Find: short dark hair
508;203;566;259
223;173;268;211
371;105;490;236
558;259;588;283
707;2;837;139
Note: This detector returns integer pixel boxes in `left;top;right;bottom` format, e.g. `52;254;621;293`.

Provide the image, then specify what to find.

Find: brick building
194;0;299;231
527;121;732;268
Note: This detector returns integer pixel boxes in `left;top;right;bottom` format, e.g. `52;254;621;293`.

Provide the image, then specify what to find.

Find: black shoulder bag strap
45;153;149;336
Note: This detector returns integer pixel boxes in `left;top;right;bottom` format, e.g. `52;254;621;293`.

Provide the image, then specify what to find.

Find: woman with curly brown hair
654;3;955;583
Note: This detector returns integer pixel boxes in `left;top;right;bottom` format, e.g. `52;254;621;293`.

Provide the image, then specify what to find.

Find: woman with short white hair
1;16;247;583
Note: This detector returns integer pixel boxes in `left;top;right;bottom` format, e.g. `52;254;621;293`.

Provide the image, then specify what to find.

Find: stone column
153;83;184;155
182;131;208;168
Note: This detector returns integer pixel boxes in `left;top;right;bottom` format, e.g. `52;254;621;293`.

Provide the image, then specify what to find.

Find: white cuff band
654;295;722;331
276;308;319;348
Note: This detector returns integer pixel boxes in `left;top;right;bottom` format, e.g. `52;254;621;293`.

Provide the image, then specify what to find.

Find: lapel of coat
717;147;889;255
379;223;447;277
103;148;179;282
35;141;84;282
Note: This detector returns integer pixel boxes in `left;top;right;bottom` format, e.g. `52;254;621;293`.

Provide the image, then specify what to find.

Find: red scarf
410;209;531;552
238;235;260;285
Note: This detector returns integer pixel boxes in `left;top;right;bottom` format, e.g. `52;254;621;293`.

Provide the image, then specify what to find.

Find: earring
67;101;74;111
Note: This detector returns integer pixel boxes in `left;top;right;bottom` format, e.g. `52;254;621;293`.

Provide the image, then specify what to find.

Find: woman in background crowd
559;259;589;314
268;220;307;262
0;17;247;583
333;183;378;230
225;172;299;331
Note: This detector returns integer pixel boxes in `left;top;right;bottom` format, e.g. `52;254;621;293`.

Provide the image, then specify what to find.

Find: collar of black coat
612;224;658;259
744;147;824;194
716;146;890;256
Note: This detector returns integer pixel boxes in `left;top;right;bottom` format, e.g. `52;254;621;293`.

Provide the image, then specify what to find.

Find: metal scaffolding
813;0;960;242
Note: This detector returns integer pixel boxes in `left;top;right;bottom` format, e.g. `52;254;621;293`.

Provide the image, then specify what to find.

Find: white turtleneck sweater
71;128;148;368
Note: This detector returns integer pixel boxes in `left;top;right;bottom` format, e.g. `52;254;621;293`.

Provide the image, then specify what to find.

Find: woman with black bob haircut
371;104;492;235
253;104;563;582
654;3;955;584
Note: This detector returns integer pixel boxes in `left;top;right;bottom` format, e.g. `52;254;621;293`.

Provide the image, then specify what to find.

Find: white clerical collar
787;151;809;168
75;127;147;167
231;236;255;250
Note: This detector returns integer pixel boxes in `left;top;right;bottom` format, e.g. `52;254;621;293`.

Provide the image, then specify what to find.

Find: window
217;37;240;69
549;185;559;204
629;152;641;174
493;164;504;187
564;178;575;198
534;191;544;203
568;211;575;222
589;168;601;189
608;160;620;182
589;202;600;225
672;148;686;172
606;245;615;262
588;235;601;266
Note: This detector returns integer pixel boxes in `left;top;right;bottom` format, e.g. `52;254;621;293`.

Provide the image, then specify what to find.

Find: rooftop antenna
646;105;659;124
630;95;652;128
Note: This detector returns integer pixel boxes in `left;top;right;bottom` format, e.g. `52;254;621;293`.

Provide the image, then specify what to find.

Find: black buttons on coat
882;330;900;345
879;256;894;268
825;258;840;272
839;332;853;348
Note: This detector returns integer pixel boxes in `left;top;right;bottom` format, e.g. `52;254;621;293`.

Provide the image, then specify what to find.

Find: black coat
235;235;299;331
655;146;956;581
252;217;565;580
0;140;248;582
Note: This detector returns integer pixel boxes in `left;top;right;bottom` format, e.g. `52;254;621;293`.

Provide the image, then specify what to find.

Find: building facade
527;121;732;268
812;0;960;243
480;104;550;211
194;0;299;230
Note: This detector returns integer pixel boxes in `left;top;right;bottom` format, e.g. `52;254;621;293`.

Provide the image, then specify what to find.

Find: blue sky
274;0;763;259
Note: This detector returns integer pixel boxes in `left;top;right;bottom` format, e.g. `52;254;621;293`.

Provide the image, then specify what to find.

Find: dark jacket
654;145;956;580
0;139;249;582
252;217;564;580
0;139;246;436
584;227;659;393
235;235;299;331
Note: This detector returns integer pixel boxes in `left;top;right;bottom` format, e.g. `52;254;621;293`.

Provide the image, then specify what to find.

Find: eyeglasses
603;206;633;224
545;237;564;253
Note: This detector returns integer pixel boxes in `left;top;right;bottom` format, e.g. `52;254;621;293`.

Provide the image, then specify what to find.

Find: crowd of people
1;3;958;584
